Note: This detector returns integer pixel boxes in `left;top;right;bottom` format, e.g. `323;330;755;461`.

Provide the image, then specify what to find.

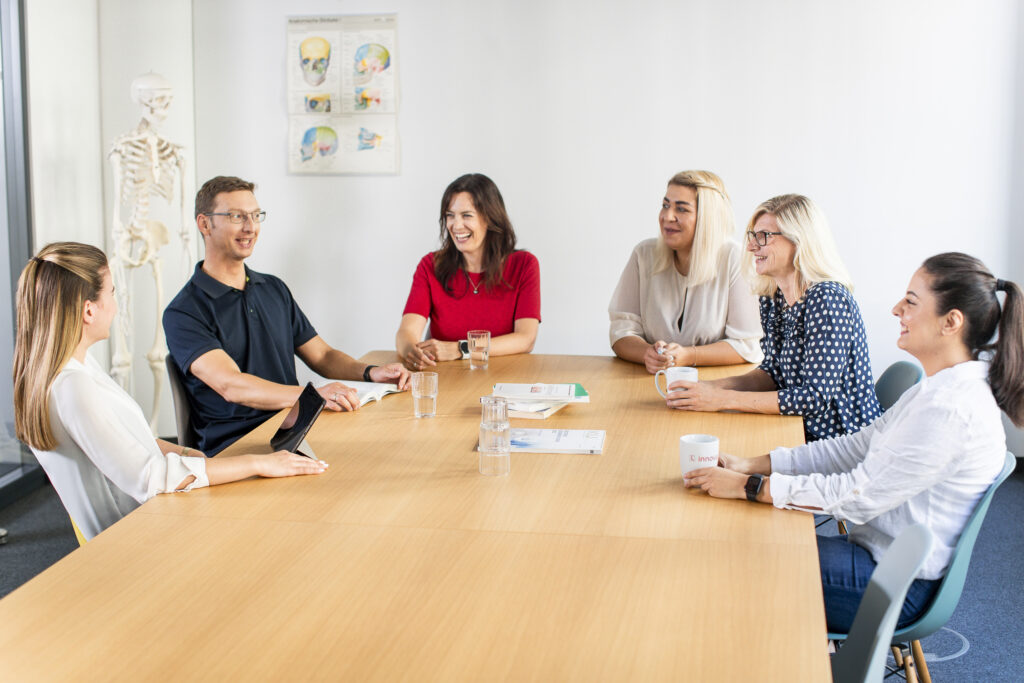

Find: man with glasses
163;176;409;456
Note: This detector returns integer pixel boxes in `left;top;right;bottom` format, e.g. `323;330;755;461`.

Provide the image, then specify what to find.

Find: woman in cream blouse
12;242;327;542
608;170;762;372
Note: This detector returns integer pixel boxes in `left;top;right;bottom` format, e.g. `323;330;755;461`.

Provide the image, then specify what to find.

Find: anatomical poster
287;14;399;175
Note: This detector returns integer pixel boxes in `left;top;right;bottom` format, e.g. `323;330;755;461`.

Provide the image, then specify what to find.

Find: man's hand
370;363;411;390
316;381;359;411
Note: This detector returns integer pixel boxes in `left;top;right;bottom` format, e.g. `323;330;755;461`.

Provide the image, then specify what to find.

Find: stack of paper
508;428;605;454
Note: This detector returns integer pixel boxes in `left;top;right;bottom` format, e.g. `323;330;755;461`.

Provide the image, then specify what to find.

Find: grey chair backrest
831;524;934;683
165;354;197;449
874;361;925;412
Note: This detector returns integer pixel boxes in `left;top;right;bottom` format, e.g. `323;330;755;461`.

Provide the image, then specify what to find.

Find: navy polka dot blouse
757;281;881;442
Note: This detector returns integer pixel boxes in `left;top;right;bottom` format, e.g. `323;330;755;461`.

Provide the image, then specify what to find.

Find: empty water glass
411;372;438;418
479;396;510;476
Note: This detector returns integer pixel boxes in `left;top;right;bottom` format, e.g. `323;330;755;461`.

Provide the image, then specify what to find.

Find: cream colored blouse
30;355;209;541
608;238;763;363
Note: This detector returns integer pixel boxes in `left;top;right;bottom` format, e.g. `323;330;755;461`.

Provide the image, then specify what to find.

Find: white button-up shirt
31;355;209;541
769;360;1005;579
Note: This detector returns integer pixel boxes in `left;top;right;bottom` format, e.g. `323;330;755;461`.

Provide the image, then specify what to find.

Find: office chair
830;524;934;683
875;361;925;412
165;353;198;449
830;451;1016;683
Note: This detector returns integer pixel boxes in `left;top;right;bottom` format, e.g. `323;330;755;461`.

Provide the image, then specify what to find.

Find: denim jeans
817;534;941;634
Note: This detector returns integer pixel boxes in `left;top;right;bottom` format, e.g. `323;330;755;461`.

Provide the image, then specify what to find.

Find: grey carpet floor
2;473;1022;680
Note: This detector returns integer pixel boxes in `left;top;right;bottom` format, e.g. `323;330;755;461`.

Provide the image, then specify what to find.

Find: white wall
97;0;197;437
192;0;1018;389
24;0;195;437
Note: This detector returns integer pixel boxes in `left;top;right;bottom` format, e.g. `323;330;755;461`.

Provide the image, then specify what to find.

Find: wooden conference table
0;353;829;681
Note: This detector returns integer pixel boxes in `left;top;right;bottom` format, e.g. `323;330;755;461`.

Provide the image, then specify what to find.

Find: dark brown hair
921;252;1024;426
434;173;517;294
194;176;256;218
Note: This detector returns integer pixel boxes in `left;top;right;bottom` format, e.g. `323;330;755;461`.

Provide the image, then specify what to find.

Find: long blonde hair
743;194;853;298
652;170;735;286
13;242;108;450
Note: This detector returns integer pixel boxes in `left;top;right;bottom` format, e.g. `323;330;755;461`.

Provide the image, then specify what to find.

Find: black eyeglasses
205;210;267;224
745;230;783;247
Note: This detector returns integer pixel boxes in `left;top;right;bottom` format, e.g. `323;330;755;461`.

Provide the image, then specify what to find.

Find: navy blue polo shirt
163;262;317;455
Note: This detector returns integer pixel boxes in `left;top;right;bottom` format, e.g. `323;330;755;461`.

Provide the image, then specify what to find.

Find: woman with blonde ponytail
682;252;1020;634
13;243;328;542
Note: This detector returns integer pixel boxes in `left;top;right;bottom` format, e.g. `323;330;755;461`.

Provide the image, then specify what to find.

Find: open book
492;383;590;404
316;380;401;407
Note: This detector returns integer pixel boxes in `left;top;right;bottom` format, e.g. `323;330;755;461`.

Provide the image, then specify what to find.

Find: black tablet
270;382;326;457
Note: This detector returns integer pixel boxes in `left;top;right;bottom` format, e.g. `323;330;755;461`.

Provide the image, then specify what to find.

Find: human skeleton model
108;73;190;432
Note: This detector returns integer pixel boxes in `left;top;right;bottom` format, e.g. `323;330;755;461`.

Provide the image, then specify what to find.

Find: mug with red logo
679;434;719;477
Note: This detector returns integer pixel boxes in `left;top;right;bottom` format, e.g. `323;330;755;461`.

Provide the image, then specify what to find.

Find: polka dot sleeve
775;285;860;417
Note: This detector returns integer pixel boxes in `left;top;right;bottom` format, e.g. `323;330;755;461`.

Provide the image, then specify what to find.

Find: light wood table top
0;353;829;681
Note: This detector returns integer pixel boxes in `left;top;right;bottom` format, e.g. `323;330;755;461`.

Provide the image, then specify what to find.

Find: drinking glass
411;372;438;418
468;329;490;370
479;396;510;476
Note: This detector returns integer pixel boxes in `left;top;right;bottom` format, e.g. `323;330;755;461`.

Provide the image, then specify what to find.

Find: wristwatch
745;473;765;502
459;339;470;360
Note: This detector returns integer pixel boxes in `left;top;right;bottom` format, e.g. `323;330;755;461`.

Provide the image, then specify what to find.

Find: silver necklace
465;270;481;295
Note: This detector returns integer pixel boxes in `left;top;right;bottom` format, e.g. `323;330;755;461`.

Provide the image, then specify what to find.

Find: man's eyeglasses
745;230;783;247
205;211;267;224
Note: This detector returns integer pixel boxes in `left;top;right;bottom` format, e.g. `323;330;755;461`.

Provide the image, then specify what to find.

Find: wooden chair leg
837;520;848;534
911;640;931;683
904;646;919;683
891;645;904;668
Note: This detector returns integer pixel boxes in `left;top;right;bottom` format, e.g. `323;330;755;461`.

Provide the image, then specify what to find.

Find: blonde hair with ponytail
13;242;108;450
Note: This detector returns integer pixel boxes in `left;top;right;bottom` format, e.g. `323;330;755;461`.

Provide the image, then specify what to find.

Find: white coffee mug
679;434;720;477
655;366;698;398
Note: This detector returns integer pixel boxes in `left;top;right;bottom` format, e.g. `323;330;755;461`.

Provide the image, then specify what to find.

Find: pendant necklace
465;270;482;295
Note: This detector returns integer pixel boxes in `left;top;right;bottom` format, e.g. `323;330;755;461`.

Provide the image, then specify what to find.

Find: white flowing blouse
769;360;1005;580
608;238;763;363
30;355;209;541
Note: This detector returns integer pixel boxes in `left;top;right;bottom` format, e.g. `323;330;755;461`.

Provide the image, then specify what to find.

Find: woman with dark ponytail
681;252;1021;633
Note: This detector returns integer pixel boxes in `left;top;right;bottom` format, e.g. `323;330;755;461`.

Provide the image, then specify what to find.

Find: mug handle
655;370;668;398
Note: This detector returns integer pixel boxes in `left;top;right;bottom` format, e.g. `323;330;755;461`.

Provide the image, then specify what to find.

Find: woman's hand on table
417;339;461;364
644;341;684;374
683;466;747;499
665;380;727;412
256;451;329;477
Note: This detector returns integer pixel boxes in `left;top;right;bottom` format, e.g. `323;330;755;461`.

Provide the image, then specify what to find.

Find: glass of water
411;372;438;418
468;329;490;370
479;396;510;476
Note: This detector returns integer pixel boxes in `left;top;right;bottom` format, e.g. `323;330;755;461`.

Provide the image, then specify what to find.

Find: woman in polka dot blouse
664;194;881;441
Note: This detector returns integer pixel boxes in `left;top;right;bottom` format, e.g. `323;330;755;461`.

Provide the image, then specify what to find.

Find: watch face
460;340;469;354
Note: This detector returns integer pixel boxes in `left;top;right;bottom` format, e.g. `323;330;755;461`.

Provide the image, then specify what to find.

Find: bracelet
690;346;698;367
181;446;191;457
363;365;378;382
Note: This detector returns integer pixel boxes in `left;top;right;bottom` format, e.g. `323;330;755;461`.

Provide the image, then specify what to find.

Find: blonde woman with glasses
13;242;327;542
608;170;763;373
664;195;881;441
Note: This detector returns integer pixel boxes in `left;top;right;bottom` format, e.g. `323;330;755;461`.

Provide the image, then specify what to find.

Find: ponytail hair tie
996;279;1007;292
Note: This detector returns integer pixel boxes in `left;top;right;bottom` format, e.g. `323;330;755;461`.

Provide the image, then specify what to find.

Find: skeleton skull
300;37;331;86
300;126;338;162
130;72;173;127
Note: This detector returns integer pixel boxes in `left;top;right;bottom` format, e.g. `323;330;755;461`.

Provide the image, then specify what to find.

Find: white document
508;429;605;454
492;383;590;403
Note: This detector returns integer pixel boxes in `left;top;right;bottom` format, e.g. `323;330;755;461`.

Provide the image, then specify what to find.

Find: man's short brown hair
195;176;256;218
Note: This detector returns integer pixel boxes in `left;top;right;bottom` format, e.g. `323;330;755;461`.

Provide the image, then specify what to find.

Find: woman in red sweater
396;173;541;370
